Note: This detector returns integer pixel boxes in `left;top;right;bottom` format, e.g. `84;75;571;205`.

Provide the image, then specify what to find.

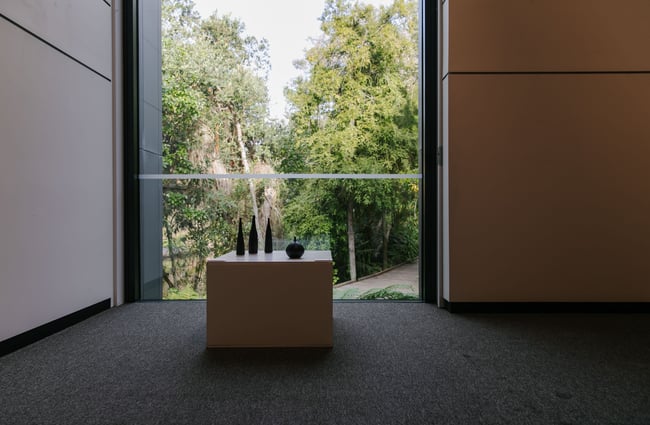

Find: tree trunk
347;200;357;281
193;259;204;292
382;215;392;270
236;121;259;228
164;220;177;288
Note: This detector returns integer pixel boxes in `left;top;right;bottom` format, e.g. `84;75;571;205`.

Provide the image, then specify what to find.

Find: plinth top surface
210;250;332;263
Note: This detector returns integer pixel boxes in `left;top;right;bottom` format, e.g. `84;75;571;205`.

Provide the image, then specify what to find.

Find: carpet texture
0;302;648;425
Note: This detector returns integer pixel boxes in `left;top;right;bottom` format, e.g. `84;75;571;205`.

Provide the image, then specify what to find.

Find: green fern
358;285;418;300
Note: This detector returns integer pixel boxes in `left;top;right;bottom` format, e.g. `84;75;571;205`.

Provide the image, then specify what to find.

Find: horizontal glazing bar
140;173;422;180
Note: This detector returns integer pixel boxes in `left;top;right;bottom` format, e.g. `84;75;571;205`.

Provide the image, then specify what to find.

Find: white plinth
206;250;333;348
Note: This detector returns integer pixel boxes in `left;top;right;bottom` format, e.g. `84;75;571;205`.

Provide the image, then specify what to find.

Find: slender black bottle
264;218;273;253
236;218;245;255
248;216;258;254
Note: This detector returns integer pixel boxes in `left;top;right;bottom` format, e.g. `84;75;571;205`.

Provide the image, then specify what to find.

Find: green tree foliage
160;0;420;296
283;0;419;282
161;0;277;296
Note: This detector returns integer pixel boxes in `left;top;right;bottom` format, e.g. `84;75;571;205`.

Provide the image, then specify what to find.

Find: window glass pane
161;177;419;300
149;0;422;301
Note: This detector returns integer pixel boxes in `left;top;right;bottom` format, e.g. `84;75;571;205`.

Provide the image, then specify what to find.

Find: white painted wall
0;0;114;341
0;0;111;78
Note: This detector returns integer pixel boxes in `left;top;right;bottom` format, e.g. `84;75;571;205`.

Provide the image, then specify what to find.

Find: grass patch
165;286;205;300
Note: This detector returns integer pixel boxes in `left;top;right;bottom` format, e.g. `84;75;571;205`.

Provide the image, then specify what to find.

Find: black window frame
123;0;438;303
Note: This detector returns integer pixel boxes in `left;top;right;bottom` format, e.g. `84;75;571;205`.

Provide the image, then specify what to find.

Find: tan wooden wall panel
447;0;650;72
447;74;650;301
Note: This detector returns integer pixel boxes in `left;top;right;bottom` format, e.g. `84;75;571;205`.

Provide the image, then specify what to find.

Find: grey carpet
0;302;648;425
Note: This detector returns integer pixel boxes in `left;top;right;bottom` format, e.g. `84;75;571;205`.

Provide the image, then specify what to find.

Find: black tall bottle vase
248;216;258;254
236;218;245;255
264;218;273;253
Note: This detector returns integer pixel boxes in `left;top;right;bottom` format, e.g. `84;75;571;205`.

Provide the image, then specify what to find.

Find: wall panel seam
0;13;111;83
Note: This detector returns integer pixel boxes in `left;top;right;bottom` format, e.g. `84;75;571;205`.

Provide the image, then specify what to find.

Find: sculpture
236;218;245;255
264;218;273;253
285;237;305;259
248;216;258;254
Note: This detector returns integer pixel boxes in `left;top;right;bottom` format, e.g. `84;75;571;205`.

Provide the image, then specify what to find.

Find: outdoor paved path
333;261;419;298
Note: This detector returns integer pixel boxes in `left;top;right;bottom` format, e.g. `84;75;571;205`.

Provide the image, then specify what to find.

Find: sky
192;0;395;120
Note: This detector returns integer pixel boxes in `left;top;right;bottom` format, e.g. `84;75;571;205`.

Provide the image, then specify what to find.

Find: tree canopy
160;0;419;297
283;0;419;281
162;0;277;296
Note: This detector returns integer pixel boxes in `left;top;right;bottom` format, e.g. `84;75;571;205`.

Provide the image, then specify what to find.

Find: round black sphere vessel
286;237;305;259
